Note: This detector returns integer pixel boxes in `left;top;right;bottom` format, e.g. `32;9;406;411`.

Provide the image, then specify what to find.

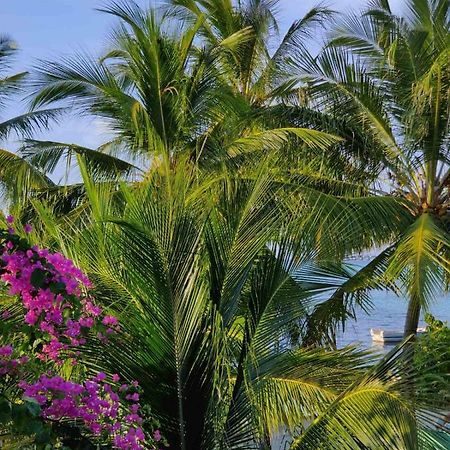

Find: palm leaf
291;339;445;449
20;139;143;180
0;148;53;203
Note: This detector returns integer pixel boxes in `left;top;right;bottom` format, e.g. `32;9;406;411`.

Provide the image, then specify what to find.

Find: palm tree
23;1;384;189
297;0;450;337
22;157;443;450
6;0;425;346
0;2;447;448
164;0;328;102
165;0;392;185
0;4;234;213
0;35;60;204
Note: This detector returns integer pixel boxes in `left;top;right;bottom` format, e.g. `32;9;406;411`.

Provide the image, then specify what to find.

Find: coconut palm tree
19;157;443;450
9;0;424;346
0;2;447;447
23;1;383;190
0;4;238;213
163;0;389;185
297;0;450;337
164;0;328;103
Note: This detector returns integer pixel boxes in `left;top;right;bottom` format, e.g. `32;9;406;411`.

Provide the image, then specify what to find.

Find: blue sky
1;0;403;153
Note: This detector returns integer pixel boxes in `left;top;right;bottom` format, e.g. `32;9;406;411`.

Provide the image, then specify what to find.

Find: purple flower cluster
0;221;119;363
20;373;146;449
0;220;164;449
0;344;28;376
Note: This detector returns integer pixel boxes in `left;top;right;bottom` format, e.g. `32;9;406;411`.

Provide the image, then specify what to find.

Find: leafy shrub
414;313;450;404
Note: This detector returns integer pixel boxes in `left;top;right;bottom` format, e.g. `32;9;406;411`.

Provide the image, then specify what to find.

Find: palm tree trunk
403;296;421;337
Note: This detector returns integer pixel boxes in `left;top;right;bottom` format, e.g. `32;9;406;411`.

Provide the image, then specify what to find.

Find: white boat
370;327;427;344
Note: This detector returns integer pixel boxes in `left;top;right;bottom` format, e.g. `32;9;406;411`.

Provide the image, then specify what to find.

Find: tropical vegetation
0;0;449;448
299;0;450;336
414;314;450;405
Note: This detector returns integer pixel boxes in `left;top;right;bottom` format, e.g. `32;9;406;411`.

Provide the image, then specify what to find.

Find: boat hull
370;327;426;344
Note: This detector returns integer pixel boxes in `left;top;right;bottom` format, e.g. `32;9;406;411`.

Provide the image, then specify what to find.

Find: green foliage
290;341;445;450
0;398;55;449
0;35;60;205
415;314;450;403
5;0;421;345
22;159;443;449
0;0;448;448
10;0;382;208
298;0;450;337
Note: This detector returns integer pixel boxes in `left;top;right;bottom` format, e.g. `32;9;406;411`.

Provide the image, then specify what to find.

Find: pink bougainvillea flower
84;300;102;316
102;315;119;327
126;393;140;402
0;344;13;357
20;375;148;449
153;430;162;442
79;316;95;328
112;374;120;383
0;229;119;362
0;228;162;449
0;345;29;376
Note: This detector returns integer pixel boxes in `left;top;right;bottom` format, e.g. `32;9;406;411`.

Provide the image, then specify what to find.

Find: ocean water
335;259;450;350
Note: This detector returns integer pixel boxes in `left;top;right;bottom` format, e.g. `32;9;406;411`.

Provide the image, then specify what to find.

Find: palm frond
226;127;343;159
0;148;53;204
386;213;450;311
20;139;143;180
291;339;445;449
0;109;62;141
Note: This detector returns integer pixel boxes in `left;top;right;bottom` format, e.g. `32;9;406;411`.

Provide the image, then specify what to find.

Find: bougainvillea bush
0;218;165;449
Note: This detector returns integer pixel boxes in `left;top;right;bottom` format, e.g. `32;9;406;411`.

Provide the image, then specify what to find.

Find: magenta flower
0;229;119;362
0;345;29;377
84;300;102;316
0;345;13;357
79;316;95;328
66;319;81;337
126;392;140;402
96;372;107;381
0;228;157;449
102;315;119;327
24;310;39;326
20;374;148;449
153;430;161;442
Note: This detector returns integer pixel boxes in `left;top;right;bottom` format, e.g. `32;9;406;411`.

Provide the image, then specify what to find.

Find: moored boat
370;327;427;344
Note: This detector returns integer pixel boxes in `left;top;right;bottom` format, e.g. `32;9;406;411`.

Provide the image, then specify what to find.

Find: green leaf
34;425;52;444
30;268;47;289
49;281;66;294
25;397;42;418
0;399;11;424
26;419;44;435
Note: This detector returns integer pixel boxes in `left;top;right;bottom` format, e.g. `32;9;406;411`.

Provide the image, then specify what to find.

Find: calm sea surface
335;259;450;351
